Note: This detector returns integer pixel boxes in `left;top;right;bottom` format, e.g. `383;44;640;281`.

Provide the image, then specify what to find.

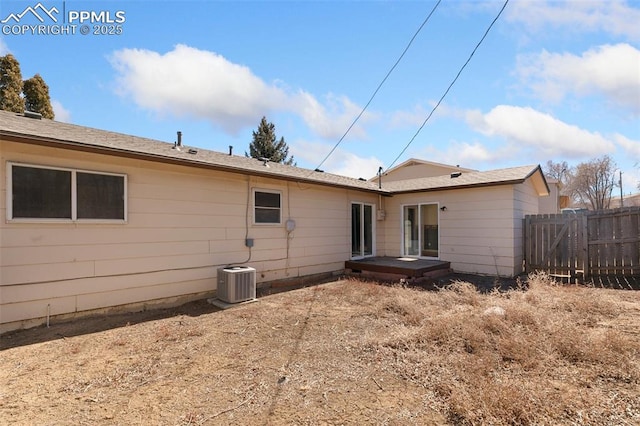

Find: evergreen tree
0;54;24;113
246;116;295;166
23;74;54;119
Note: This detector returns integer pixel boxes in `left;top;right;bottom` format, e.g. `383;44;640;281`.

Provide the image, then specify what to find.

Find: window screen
12;165;72;219
9;164;126;221
77;172;125;219
254;191;281;224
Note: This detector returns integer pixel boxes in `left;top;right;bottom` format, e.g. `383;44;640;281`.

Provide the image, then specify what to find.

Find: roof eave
525;164;551;196
1;131;389;196
389;178;527;195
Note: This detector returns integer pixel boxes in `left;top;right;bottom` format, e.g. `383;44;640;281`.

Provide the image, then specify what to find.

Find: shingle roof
0;111;548;196
0;111;384;194
383;164;549;194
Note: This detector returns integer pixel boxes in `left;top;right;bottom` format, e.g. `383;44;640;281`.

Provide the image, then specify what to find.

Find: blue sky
2;0;639;192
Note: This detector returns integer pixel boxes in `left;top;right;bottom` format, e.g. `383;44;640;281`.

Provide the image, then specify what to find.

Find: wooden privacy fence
524;207;640;280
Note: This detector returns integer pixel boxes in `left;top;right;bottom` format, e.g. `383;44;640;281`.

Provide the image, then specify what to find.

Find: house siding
382;163;469;182
383;185;526;276
513;179;543;274
1;140;374;331
538;180;559;214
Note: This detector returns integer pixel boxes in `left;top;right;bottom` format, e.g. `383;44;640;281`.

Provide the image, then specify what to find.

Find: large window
254;190;281;224
8;163;126;222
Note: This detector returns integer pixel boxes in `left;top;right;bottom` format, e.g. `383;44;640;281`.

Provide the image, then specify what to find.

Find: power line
313;0;442;172
385;0;510;171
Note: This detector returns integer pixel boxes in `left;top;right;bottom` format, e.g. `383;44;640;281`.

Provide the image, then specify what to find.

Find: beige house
0;111;549;332
610;192;640;208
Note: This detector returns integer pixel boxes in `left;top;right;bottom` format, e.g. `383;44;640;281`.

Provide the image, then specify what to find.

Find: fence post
580;214;589;280
524;216;531;274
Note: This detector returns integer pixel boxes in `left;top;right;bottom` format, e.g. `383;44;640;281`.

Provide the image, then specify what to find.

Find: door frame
351;202;376;260
400;202;440;259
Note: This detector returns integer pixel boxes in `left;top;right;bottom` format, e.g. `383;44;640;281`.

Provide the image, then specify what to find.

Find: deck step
345;257;451;279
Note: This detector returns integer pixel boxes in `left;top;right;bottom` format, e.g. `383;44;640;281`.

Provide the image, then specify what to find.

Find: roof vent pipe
378;166;383;189
177;131;182;147
229;145;233;155
450;172;462;178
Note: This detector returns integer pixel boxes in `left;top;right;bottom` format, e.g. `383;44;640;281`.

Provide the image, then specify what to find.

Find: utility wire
386;0;509;171
313;0;442;172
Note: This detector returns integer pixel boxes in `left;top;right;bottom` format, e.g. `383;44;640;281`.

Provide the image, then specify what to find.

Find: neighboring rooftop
610;193;640;208
379;158;477;181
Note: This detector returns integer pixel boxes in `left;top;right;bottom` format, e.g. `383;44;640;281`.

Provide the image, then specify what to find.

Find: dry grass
365;272;640;425
1;273;639;425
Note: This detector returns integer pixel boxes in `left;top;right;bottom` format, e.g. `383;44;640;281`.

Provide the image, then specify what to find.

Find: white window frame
6;162;127;223
252;188;282;225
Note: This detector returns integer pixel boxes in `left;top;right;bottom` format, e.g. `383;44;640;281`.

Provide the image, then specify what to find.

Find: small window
8;163;126;222
254;190;281;224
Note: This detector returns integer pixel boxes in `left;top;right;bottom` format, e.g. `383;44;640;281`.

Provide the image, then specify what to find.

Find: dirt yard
1;274;639;425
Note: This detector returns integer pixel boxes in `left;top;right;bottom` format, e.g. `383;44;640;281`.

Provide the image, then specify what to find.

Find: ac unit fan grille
217;266;256;303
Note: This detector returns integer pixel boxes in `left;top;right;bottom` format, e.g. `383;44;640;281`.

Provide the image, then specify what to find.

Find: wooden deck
345;257;451;279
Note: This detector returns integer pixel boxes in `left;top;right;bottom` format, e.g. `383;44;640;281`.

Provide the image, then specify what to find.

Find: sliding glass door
402;204;439;258
351;203;374;258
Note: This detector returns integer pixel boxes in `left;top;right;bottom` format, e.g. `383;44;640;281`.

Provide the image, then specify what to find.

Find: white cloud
627;173;640;196
110;44;369;138
505;0;640;41
389;102;455;129
51;100;71;122
0;39;9;55
516;44;640;115
390;104;430;128
328;151;383;180
438;141;496;164
110;44;287;134
293;91;370;140
466;105;616;159
412;139;516;169
293;139;383;179
615;133;640;158
425;141;502;167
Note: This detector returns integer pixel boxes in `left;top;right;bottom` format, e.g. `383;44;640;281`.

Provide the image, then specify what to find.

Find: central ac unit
217;266;256;303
